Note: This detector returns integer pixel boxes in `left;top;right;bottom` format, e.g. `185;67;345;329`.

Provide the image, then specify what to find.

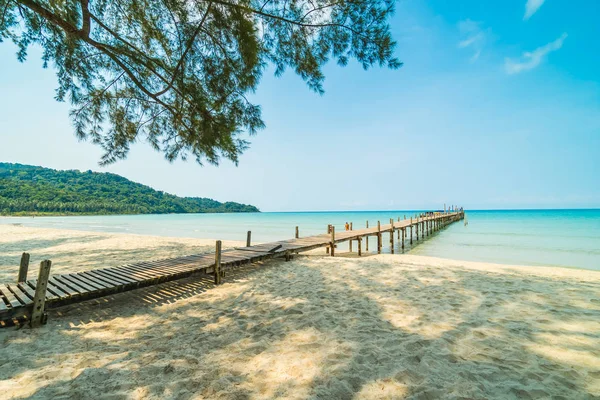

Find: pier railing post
397;217;401;239
377;221;381;254
214;240;222;285
358;237;362;256
410;217;413;244
401;228;405;250
389;218;394;254
18;252;30;283
246;231;251;247
416;217;419;240
330;226;335;257
326;225;331;254
365;221;369;252
30;260;51;328
295;226;299;239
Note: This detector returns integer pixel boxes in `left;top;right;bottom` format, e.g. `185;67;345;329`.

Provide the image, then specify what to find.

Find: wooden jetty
0;211;464;327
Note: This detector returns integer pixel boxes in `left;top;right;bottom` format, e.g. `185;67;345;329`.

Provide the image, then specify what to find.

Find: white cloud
504;33;567;74
524;0;546;20
457;19;488;62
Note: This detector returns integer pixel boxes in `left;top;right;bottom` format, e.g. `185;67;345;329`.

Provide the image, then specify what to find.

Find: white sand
1;226;599;399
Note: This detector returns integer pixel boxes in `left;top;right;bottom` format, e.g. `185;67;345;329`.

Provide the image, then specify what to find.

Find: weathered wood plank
8;284;33;306
0;285;24;308
51;276;88;295
60;274;99;293
25;280;58;301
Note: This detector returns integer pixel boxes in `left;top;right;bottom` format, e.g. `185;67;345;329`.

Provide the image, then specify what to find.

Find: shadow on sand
1;255;599;399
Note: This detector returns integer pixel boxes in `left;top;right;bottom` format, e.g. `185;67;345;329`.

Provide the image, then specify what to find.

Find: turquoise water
1;209;598;270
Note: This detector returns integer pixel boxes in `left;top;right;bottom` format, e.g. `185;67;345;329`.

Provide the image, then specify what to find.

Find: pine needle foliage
1;0;400;165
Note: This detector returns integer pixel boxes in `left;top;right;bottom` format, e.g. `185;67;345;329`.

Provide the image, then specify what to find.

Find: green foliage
0;162;259;215
0;0;400;165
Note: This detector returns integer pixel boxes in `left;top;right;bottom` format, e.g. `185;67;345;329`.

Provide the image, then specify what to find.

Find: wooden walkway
0;211;464;326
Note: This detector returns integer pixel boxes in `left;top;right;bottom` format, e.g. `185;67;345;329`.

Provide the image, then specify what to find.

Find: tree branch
205;0;365;37
80;0;90;36
153;2;212;97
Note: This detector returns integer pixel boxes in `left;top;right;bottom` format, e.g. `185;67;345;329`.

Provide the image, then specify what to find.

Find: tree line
0;163;259;215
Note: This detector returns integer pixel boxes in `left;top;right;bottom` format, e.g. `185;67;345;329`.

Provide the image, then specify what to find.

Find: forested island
0;163;259;215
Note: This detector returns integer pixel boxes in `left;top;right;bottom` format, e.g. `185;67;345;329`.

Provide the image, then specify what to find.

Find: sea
1;209;599;271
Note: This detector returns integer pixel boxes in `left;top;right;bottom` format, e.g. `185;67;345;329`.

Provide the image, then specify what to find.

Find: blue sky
1;0;598;211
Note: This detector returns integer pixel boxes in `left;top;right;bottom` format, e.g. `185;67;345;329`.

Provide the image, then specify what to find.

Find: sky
1;0;599;211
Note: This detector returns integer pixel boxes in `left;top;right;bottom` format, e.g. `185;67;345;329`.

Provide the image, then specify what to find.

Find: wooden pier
0;211;464;327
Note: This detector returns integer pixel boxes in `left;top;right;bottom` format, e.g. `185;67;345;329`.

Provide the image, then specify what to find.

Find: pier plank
0;285;25;308
60;275;98;293
8;284;33;306
50;277;85;296
44;280;74;298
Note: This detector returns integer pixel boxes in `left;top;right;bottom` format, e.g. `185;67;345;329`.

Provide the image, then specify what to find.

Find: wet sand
1;225;599;399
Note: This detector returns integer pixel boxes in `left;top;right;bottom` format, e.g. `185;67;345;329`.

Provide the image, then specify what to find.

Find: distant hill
0;163;259;215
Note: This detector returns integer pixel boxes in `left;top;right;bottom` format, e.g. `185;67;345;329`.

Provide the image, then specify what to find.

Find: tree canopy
1;0;400;165
0;162;259;214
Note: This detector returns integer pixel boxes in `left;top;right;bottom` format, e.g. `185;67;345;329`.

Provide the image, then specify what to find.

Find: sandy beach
1;225;599;399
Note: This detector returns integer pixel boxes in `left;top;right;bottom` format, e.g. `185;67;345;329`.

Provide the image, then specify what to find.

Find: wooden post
366;221;369;252
377;221;381;254
295;226;299;239
401;228;405;250
365;221;369;251
326;225;331;254
357;237;362;256
410;217;413;244
18;252;30;283
246;231;251;247
330;225;335;257
30;260;51;328
214;240;222;285
416;217;419;240
389;218;394;254
349;222;353;252
397;217;401;239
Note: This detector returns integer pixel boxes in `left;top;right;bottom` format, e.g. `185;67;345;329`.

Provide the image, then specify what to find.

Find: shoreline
2;222;598;275
3;209;599;272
